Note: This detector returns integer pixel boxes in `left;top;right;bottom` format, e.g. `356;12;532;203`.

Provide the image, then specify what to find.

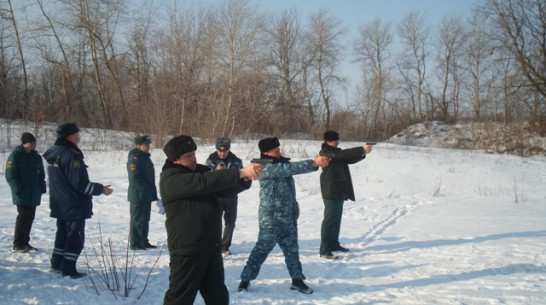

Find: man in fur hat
160;135;262;305
318;130;373;260
238;137;329;295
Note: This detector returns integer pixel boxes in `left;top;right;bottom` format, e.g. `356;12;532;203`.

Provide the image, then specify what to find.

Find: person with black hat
205;137;243;255
5;132;46;253
127;135;158;250
318;130;373;260
42;122;113;278
160;135;262;305
237;137;330;295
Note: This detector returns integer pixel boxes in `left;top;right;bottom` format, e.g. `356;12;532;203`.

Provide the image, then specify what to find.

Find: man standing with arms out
160;135;262;305
127;135;158;250
205;137;243;255
319;130;373;260
43;122;113;278
238;137;329;294
5;132;46;253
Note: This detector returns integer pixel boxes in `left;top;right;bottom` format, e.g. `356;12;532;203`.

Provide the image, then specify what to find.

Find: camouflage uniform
240;158;317;282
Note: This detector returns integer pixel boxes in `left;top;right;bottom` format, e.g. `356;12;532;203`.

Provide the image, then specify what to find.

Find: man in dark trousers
205;137;243;255
127;135;158;250
5;132;46;253
319;130;373;260
160;135;262;305
43;122;113;278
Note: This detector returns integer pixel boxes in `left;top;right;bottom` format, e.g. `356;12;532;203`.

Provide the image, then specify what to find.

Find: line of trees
1;0;544;143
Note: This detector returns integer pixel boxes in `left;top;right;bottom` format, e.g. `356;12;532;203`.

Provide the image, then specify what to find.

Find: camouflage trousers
240;225;305;281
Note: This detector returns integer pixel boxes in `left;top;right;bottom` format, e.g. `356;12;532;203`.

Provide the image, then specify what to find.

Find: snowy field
1;126;546;304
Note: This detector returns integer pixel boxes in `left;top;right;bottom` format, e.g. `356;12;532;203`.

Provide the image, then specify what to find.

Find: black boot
238;281;250;292
290;279;313;294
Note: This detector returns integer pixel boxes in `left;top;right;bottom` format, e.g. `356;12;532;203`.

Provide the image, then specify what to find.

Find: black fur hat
324;130;339;141
163;135;197;161
258;137;280;153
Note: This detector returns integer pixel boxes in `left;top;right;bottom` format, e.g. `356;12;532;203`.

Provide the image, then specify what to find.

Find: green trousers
130;201;151;248
320;198;344;255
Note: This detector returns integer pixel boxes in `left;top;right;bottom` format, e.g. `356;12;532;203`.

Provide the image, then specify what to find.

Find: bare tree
478;0;546;100
354;18;393;137
434;16;467;121
397;11;429;121
77;0;130;128
6;0;29;115
212;0;262;137
266;8;314;133
464;16;497;120
308;8;345;130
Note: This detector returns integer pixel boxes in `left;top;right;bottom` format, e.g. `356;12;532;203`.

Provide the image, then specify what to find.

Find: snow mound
389;121;546;156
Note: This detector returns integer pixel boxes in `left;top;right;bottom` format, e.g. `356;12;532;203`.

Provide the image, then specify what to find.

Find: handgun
366;142;377;145
319;151;337;159
250;158;274;165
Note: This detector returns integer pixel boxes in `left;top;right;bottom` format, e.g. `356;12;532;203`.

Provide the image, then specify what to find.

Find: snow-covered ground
1;122;545;304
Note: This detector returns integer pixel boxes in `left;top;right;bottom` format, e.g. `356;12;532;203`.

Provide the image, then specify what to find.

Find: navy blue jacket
43;139;103;220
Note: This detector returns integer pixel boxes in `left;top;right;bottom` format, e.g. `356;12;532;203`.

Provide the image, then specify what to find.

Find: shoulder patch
6;160;12;169
130;163;137;171
73;161;81;169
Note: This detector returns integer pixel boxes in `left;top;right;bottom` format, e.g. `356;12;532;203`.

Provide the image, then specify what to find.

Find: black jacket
319;143;366;201
159;161;251;255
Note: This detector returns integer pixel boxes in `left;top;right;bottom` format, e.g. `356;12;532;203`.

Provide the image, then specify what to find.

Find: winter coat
127;148;158;202
42;138;104;220
5;145;46;206
319;143;366;201
159;161;251;256
205;151;243;200
257;155;317;229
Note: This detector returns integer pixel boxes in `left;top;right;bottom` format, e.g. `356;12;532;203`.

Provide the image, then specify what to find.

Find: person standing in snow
318;130;373;259
205;137;243;255
5;132;46;253
43;122;113;278
127;135;158;250
238;137;330;294
160;135;262;305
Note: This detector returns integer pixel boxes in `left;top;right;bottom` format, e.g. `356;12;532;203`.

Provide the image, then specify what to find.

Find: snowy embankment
0;121;545;304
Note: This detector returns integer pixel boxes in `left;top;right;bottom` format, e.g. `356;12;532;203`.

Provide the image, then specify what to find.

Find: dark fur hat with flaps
21;132;36;144
134;135;152;145
258;137;280;153
56;122;79;138
324;130;339;141
216;137;231;151
163;135;197;161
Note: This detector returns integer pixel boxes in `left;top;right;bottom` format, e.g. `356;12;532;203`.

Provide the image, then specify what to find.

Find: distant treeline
1;0;544;141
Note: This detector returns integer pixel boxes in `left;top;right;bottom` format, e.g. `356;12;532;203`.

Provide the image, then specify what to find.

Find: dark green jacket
319;143;366;201
159;161;251;256
127;148;158;202
5;145;46;206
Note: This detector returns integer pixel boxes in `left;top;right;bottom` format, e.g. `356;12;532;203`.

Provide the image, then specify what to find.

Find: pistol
366;142;377;145
319;151;338;159
250;158;274;165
